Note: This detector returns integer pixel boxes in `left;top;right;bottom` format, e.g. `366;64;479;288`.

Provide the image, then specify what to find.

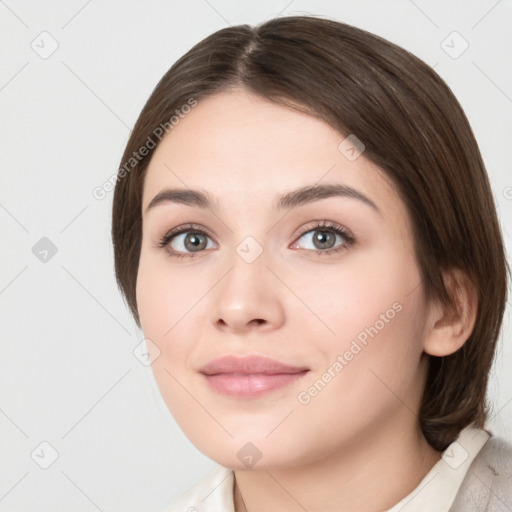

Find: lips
199;355;309;398
200;355;309;375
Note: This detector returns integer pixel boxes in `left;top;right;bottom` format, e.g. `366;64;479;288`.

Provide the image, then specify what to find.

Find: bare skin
136;88;477;511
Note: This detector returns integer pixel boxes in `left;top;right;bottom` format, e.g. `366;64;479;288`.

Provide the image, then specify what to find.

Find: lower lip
202;371;309;398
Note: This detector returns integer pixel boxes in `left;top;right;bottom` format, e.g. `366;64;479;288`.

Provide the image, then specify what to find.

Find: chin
179;424;313;471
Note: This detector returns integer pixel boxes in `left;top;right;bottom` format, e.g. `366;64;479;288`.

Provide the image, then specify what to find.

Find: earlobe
423;268;479;357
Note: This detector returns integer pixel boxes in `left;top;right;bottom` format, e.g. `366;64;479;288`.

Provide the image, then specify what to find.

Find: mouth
202;372;310;398
199;355;310;398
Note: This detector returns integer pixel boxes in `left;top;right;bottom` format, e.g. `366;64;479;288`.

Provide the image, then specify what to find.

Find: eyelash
155;221;355;259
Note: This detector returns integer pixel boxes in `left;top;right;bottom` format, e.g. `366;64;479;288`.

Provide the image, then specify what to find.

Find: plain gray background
1;1;511;510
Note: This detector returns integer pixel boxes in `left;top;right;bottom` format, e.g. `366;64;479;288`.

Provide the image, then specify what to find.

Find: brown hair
112;15;509;450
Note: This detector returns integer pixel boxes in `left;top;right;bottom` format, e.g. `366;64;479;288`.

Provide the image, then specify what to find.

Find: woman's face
136;89;432;469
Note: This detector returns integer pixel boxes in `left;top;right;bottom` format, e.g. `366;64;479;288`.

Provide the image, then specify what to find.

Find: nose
210;247;286;334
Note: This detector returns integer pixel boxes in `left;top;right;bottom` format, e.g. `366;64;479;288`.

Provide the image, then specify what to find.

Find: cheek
298;244;427;387
136;252;199;340
136;256;203;419
136;255;191;385
286;248;415;345
289;272;427;452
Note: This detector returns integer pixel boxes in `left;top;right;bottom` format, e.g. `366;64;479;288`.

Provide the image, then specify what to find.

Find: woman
111;15;512;511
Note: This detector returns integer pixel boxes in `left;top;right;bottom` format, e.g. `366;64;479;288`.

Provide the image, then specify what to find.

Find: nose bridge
209;234;285;332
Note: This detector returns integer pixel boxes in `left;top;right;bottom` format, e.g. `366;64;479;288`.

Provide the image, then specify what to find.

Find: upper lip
199;355;309;375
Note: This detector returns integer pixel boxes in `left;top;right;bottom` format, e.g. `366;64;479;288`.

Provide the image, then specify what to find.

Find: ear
423;268;478;357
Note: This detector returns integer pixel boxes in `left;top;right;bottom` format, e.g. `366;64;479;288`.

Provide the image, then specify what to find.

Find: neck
233;418;442;512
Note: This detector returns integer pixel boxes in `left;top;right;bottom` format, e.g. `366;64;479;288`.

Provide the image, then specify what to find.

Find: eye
290;221;355;256
155;220;355;259
156;223;216;258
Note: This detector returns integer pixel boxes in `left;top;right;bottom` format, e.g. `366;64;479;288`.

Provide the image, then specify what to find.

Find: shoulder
450;433;512;511
164;464;235;512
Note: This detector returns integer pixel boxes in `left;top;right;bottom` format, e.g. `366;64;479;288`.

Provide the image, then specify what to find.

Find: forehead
142;90;399;220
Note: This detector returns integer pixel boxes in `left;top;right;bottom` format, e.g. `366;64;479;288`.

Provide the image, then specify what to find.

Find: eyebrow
145;183;380;215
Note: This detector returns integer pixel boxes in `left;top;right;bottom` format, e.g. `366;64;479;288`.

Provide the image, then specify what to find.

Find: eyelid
155;223;218;249
293;220;354;241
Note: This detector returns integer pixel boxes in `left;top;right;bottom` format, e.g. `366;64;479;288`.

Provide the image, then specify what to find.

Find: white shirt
165;425;491;512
